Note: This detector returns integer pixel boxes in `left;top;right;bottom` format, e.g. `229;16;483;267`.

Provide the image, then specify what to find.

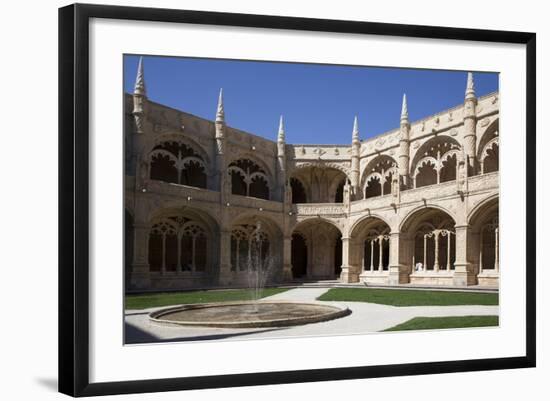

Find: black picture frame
58;3;536;397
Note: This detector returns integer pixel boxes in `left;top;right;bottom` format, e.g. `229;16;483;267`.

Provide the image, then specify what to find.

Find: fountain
149;222;351;328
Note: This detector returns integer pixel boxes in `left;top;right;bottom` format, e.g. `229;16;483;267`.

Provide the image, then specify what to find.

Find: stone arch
148;138;208;188
291;161;351;178
349;213;392;236
227;158;271;200
400;206;456;279
291;218;343;279
468;195;499;282
290;177;308;203
147;206;220;275
229;213;284;276
478;119;499;174
290;164;349;203
400;204;457;233
360;154;398;195
410;136;461;188
227;152;274;182
349;216;392;275
148;132;211;166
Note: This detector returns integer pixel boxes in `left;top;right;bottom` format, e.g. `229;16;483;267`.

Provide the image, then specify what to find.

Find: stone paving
124;288;500;344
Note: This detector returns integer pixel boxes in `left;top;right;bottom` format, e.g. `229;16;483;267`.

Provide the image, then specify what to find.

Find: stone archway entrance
291;219;343;280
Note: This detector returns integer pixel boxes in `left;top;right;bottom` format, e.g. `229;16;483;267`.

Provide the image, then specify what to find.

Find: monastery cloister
125;58;499;290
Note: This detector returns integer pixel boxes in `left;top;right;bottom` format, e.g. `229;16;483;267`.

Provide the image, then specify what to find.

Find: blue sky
124;55;498;144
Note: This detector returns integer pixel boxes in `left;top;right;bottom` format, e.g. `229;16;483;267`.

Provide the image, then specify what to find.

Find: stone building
125;58;500;291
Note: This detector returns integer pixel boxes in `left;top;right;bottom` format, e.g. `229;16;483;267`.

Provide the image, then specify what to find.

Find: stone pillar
433;230;440;272
350;116;361;197
218;229;233;286
370;239;374;271
446;231;451;271
340;237;359;283
398;94;411;188
453;225;475;286
463;73;477;173
282;236;293;281
130;222;151;289
388;232;408;285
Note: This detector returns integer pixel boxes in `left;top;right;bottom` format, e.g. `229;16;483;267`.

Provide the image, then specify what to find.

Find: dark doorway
291;233;308;278
334;235;342;276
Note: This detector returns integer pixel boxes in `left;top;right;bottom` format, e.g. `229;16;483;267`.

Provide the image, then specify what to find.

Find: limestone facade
125;60;500;290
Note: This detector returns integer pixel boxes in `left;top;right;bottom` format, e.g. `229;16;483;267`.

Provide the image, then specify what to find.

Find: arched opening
290;177;307;203
334;180;345;203
125;210;134;290
291;219;342;279
383;171;393;195
150;153;178;183
148;215;213;274
291;232;308;278
364;175;382;199
230;224;271;271
411;136;461;188
360;155;397;199
401;207;456;279
478;120;499;175
440;153;457;183
350;216;391;278
228;159;270;200
290;166;348;203
149;141;207;188
482;141;499;174
415;160;437;188
468;197;499;286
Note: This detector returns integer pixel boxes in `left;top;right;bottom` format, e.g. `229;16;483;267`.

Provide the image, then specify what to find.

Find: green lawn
317;288;499;306
125;288;289;310
384;315;499;331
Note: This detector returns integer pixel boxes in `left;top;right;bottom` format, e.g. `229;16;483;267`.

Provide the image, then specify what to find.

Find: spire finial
401;93;408;122
465;72;476;100
216;88;225;122
278;115;285;142
134;57;146;96
352;116;359;141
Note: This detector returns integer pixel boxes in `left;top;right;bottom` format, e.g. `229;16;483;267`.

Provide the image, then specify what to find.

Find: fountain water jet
149;222;351;328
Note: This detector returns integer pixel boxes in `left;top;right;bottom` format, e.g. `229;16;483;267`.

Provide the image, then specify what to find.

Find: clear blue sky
124;55;498;145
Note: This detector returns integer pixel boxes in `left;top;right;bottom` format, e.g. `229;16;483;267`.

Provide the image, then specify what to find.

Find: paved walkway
125;288;499;344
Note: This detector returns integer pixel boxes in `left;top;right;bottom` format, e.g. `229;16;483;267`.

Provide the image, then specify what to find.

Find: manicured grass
125;288;289;310
317;288;499;306
384;315;499;331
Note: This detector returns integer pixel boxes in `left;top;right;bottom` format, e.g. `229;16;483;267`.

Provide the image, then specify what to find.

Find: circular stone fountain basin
149;301;351;328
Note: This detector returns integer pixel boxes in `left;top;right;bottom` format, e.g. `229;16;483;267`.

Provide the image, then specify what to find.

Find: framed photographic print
58;3;536;397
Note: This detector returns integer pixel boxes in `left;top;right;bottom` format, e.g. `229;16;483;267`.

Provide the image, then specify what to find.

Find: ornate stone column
463;72;478;172
370;239;374;271
282;236;293;281
398;94;411;188
339;237;359;283
453;224;475;286
433;230;440;272
130;222;151;289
